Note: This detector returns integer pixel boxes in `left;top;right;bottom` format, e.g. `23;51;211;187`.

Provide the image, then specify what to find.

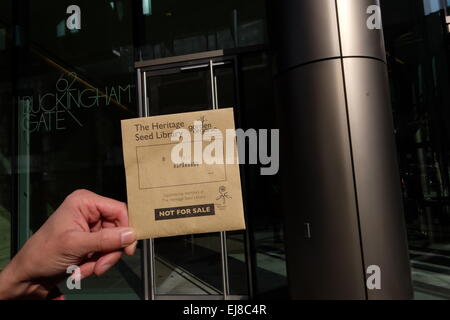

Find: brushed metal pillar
274;0;413;299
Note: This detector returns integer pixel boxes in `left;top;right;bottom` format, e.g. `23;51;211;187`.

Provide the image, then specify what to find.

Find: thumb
74;227;137;255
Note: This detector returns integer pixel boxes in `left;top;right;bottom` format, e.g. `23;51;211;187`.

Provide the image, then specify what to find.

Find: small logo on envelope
155;204;215;221
216;186;232;205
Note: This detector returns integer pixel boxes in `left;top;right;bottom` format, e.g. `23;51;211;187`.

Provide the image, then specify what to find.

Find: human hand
0;189;137;299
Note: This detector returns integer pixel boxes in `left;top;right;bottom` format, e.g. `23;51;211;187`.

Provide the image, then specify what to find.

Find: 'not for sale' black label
155;204;215;220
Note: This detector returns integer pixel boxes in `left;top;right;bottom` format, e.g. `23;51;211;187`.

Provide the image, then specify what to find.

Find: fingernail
126;241;138;256
131;241;138;252
121;229;136;247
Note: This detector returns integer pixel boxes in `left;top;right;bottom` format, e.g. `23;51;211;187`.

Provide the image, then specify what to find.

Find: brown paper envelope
121;108;246;240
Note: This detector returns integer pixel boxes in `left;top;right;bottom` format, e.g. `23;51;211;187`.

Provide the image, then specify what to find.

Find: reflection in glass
141;0;267;60
9;0;143;299
0;15;12;271
146;61;250;296
382;0;450;299
147;69;212;116
239;52;287;298
0;0;286;300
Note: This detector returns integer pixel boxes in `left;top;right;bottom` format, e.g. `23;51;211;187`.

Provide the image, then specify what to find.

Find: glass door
137;54;250;299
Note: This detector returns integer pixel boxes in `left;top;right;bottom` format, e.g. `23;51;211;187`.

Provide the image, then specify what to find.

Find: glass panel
226;231;249;295
0;9;12;271
11;0;142;299
1;0;280;300
381;0;450;300
155;234;223;295
147;68;212;116
0;209;10;271
147;65;223;295
423;0;443;15
214;63;236;109
146;61;250;296
141;0;268;60
214;62;249;295
239;52;288;298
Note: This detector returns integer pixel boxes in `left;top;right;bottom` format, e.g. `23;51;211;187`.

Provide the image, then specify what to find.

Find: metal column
273;0;413;299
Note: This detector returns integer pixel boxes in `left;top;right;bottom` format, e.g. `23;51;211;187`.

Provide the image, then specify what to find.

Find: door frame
135;50;254;300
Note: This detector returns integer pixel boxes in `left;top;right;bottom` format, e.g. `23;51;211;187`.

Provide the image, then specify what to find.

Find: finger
78;252;103;279
90;220;102;232
94;251;122;276
67;190;129;227
102;220;117;229
124;241;138;256
79;261;97;280
91;194;129;227
74;227;136;255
